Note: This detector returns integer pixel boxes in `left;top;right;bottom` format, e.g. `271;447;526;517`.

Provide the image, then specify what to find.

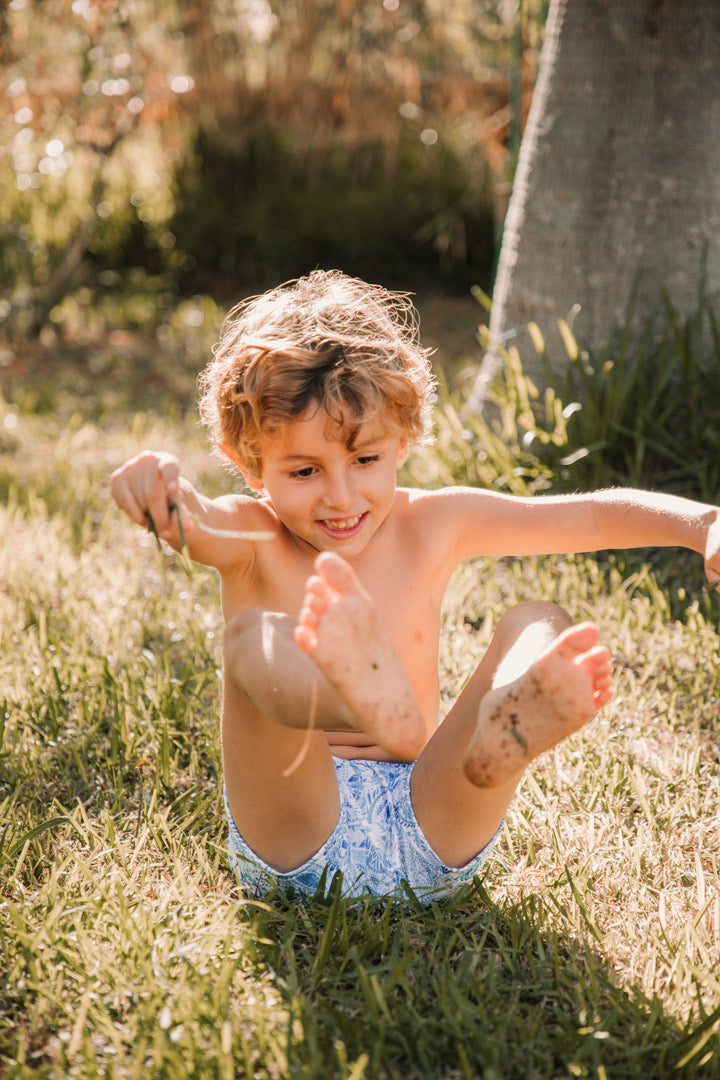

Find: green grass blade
3;816;68;863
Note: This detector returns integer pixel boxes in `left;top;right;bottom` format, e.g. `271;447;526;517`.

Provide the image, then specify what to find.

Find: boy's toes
594;685;613;707
299;602;320;627
557;621;600;654
294;623;317;654
306;574;325;594
306;591;327;614
315;551;362;594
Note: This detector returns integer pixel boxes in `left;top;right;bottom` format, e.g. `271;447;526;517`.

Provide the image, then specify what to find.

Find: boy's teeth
323;514;361;530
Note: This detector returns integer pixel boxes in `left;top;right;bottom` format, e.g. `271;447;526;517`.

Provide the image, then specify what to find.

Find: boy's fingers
110;452;184;536
141;463;176;536
109;470;151;529
150;495;187;540
154;456;196;536
158;455;181;496
704;516;720;586
152;454;181;530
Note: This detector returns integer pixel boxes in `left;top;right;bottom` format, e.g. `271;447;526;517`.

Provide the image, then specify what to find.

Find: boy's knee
224;608;296;677
488;602;573;687
496;601;572;638
225;606;263;651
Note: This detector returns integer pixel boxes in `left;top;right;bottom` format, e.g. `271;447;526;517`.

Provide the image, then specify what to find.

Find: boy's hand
109;451;194;540
704;512;720;590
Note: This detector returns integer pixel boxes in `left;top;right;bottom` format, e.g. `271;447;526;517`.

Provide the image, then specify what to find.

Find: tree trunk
479;0;720;390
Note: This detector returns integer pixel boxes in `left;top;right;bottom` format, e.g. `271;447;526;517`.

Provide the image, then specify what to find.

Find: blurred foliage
0;0;547;340
401;279;720;615
0;0;192;338
518;273;720;507
171;127;496;293
403;364;567;497
423;278;720;507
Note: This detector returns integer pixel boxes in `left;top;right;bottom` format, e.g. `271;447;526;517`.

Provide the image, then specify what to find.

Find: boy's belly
325;729;426;762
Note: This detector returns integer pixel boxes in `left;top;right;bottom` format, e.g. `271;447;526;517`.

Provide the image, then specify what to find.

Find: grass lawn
1;342;719;1079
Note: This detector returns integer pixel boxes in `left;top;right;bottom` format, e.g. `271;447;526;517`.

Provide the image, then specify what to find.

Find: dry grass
1;374;719;1078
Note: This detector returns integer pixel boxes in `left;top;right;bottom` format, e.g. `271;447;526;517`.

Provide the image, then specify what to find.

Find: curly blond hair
198;270;436;477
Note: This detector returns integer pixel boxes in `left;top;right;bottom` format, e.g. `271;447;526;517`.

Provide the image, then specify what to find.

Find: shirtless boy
110;270;720;902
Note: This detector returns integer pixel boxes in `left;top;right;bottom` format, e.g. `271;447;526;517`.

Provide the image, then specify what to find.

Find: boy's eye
290;466;317;479
356;454;380;466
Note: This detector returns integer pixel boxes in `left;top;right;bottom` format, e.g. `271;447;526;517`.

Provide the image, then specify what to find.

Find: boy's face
241;405;407;558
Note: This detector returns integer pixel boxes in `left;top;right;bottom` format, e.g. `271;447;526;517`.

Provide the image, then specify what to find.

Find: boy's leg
222;608;357;873
295;553;612;871
294;568;427;760
411;606;611;867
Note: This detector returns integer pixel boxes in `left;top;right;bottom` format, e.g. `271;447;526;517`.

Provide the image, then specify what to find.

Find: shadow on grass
239;874;720;1080
4;685;719;1079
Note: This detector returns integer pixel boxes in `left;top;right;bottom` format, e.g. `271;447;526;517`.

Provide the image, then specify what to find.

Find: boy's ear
242;470;265;493
219;443;265;491
397;442;409;465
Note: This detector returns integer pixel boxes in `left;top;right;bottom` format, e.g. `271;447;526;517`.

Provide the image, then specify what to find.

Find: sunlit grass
1;375;719;1078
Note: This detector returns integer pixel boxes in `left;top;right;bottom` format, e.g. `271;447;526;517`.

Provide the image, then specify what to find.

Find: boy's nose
323;471;353;510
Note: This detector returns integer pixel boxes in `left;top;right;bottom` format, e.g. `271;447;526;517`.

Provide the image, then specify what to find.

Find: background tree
481;0;720;387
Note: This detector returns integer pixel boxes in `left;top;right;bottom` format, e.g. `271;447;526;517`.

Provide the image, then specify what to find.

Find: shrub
170;128;496;297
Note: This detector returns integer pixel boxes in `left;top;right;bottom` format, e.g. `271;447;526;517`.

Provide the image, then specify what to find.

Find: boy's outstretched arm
444;486;720;588
109;450;273;570
578;488;720;588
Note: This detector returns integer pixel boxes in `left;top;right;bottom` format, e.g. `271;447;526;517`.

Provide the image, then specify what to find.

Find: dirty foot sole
464;622;613;787
294;552;426;761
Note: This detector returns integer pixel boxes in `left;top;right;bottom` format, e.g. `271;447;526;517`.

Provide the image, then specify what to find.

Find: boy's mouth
317;512;367;538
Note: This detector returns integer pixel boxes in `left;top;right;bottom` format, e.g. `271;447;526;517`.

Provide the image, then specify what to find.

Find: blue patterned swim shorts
224;757;503;904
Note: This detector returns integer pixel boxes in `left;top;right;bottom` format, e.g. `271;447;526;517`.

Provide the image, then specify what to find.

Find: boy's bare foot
294;552;426;761
464;622;613;787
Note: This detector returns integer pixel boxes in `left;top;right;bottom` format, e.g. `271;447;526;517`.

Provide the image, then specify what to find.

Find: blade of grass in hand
145;506;192;577
145;510;163;551
169;503;194;577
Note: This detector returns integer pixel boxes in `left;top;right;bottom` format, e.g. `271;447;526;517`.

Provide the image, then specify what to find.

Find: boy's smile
245;405;407;556
317;511;368;540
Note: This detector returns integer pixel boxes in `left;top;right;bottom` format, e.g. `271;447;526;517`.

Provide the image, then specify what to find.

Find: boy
110;270;720;903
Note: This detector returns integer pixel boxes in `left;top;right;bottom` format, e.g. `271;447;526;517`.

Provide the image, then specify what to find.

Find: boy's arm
443;486;720;586
109;450;274;570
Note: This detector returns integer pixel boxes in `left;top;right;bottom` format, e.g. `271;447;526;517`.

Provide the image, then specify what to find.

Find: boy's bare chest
224;542;442;656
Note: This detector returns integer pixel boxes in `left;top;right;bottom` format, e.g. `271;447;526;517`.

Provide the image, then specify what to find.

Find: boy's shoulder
396;485;451;503
209;491;276;522
392;485;443;520
396;485;487;511
393;484;479;538
187;491;279;573
394;484;507;562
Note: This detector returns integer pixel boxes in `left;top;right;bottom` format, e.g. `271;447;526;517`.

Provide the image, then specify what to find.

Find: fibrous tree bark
480;0;720;388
